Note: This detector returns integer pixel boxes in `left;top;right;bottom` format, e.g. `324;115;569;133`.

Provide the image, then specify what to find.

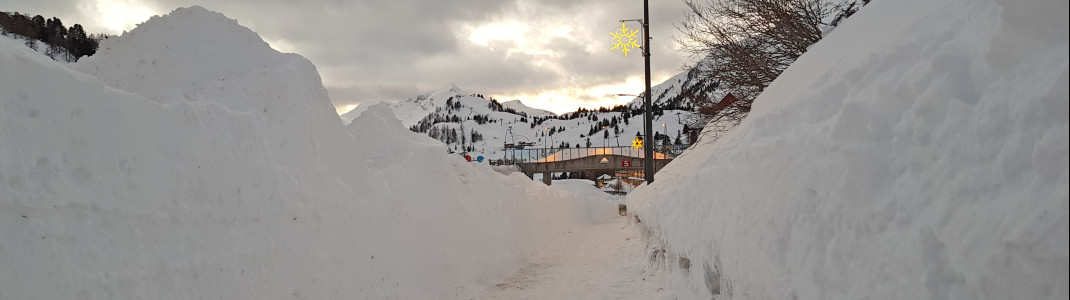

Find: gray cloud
326;83;420;105
1;0;695;113
0;0;97;31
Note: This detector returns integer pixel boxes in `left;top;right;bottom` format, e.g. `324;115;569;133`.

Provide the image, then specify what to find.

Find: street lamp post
602;126;607;148
635;1;655;184
544;127;552;153
506;126;515;164
615;0;654;184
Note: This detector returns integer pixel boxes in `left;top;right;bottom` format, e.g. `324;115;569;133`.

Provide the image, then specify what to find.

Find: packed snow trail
476;215;670;300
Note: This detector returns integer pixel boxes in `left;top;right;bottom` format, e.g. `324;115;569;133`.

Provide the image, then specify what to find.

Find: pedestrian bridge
493;145;689;185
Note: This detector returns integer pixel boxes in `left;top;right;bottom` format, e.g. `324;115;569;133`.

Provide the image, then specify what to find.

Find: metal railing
491;144;691;165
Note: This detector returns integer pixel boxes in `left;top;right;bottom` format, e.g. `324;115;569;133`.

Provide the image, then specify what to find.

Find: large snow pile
0;6;615;299
629;0;1068;299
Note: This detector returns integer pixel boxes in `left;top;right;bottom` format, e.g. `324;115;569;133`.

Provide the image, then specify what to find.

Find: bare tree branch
674;0;864;144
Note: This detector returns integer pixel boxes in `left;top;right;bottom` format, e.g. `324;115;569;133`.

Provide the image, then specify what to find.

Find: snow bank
0;6;615;299
628;0;1068;299
73;6;287;105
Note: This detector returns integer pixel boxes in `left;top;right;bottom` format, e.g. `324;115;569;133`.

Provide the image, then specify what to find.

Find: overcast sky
2;0;697;114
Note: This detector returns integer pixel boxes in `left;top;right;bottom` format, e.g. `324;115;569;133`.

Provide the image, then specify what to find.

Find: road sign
622;160;631;167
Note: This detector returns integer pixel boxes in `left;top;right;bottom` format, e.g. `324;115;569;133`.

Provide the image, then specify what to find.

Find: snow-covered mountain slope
0;6;617;299
0;33;78;63
381;81;696;163
500;99;555;117
628;0;1068;298
342;48;732;165
626;65;720;110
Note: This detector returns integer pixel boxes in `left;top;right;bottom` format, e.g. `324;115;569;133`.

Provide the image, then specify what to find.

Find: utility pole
642;0;654;185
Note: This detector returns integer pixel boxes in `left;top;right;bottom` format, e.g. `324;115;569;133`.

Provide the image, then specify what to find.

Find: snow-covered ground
629;0;1068;298
0;6;618;299
475;181;663;299
476;215;670;300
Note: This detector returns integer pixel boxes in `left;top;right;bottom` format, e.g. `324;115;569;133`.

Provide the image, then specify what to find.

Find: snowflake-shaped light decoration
610;22;641;57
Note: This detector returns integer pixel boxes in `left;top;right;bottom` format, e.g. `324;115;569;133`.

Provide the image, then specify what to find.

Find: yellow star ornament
632;137;644;149
610;22;641;57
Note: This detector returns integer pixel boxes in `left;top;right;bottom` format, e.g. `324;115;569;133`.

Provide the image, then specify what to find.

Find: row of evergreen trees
426;124;485;153
0;11;105;61
410;91;694;152
528;102;677;130
409;107;463;133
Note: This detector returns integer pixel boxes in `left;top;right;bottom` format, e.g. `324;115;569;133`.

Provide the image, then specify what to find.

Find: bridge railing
657;143;691;157
494;144;691;165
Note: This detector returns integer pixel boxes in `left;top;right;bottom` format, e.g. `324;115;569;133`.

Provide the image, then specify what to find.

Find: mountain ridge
367;71;711;163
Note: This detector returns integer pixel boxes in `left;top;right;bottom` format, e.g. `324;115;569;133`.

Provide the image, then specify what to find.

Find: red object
622;160;631;167
701;93;741;116
464;155;472;162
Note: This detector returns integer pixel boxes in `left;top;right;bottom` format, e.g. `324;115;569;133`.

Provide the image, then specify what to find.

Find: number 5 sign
622;160;631;167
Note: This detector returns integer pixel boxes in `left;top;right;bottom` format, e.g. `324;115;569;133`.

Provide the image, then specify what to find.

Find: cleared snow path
475;216;669;299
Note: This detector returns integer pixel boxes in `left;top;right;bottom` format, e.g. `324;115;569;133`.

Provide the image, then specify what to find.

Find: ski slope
629;0;1068;298
380;86;693;161
374;75;698;162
